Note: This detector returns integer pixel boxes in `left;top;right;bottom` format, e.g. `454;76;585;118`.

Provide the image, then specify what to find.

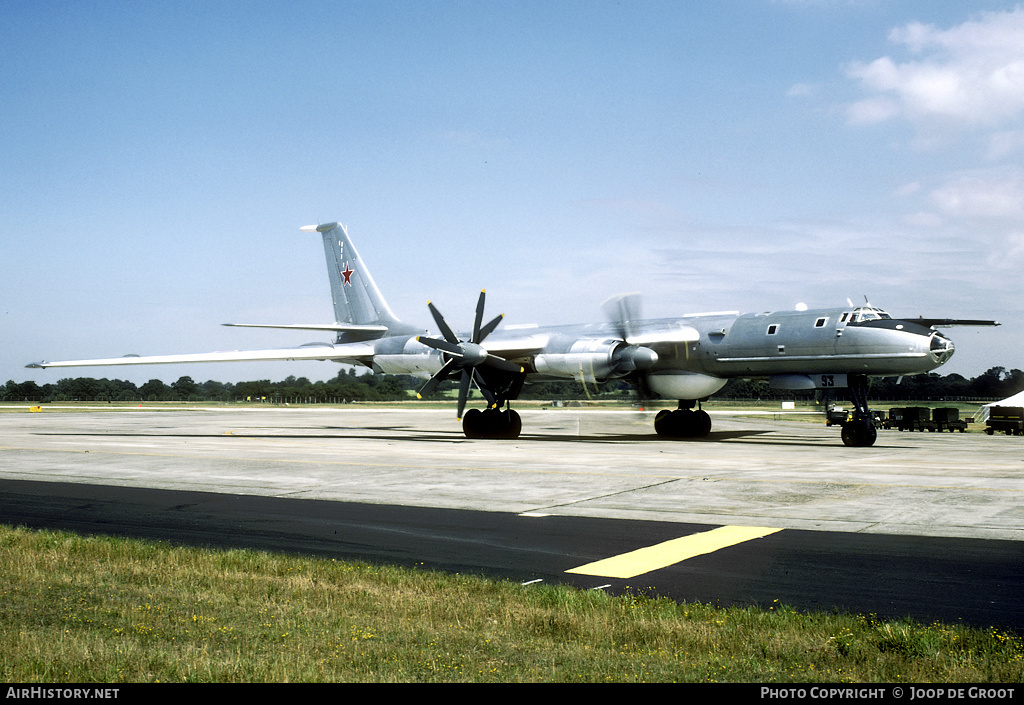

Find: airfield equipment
984;406;1024;436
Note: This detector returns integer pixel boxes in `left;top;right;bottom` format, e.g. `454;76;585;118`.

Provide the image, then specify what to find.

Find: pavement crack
530;477;684;512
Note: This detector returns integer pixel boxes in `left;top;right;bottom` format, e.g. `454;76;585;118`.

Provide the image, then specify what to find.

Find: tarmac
1;405;1021;542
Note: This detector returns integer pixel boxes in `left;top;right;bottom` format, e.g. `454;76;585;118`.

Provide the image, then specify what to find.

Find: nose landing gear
840;374;878;447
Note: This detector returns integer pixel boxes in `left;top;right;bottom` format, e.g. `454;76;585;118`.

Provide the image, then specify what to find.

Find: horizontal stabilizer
223;322;389;335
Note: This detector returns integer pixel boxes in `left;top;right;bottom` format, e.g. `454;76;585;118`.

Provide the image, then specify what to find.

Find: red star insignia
341;262;354;286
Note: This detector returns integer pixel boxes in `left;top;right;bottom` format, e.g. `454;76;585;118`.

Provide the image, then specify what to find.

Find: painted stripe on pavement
565;525;782;579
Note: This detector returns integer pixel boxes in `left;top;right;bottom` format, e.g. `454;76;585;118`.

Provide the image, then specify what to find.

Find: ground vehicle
885;407;933;432
984;406;1024;436
932;407;968;433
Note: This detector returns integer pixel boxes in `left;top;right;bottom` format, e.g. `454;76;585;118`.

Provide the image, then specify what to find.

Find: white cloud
986;129;1024;159
846;7;1024;128
894;181;923;198
786;82;818;98
929;171;1024;221
988;231;1024;269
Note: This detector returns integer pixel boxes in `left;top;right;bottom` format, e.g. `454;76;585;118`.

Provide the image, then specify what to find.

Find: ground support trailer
885;407;935;432
932;407;969;433
985;406;1024;436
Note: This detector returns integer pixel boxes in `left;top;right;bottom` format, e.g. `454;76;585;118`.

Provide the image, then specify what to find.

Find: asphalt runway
1;406;1022;629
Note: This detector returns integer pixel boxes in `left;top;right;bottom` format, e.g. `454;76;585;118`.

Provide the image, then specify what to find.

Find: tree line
4;366;1023;404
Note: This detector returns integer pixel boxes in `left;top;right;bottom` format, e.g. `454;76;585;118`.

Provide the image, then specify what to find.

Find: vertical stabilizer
301;222;417;339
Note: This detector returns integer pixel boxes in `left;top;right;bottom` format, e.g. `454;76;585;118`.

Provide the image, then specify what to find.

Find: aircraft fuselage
371;304;953;393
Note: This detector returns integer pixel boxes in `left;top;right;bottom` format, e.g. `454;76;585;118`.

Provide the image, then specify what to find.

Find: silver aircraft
28;222;999;446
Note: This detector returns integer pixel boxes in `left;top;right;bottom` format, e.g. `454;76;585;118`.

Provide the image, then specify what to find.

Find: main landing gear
840;374;878;447
654;400;712;438
462;406;522;439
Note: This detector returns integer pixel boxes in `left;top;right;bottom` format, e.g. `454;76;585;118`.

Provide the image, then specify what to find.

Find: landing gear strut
654;400;712;438
840;374;878;447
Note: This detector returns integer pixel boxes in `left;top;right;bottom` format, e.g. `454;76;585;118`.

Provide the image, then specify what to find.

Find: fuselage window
767;324;778;335
815;317;827;328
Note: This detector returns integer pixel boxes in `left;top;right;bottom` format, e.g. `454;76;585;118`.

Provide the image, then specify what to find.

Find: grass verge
1;525;1020;683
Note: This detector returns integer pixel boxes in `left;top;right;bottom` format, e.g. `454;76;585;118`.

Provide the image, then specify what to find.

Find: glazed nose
930;331;954;363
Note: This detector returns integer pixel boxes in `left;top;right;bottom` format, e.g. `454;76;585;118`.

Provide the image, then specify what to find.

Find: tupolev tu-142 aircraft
29;221;1000;446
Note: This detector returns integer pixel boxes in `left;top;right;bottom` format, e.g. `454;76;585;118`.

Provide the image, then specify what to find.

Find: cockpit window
849;307;892;323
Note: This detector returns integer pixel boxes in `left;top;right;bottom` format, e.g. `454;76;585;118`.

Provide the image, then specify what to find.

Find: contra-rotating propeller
602;293;659;408
416;290;524;420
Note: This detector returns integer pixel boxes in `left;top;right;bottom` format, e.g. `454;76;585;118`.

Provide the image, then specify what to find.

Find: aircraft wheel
462;408;521;439
504;409;522;439
694;410;712;437
654;410;673;436
462;409;485;438
654;409;712;438
841;420;877;447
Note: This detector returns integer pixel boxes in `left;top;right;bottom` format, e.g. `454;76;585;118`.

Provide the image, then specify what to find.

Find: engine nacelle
534;339;657;382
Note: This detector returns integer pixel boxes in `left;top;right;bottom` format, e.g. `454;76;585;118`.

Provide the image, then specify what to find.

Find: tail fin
301;222;418;340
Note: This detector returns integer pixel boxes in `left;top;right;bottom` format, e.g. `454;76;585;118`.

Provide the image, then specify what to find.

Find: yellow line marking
565;525;783;579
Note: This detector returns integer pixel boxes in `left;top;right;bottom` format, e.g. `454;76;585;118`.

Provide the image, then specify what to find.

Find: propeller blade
416;358;458;399
603;294;660;409
478;313;504;342
427;301;459;343
423;292;522;420
417;336;465;357
484;355;524;374
472;290;486;343
602;293;642;342
456;370;472;420
473;368;497;407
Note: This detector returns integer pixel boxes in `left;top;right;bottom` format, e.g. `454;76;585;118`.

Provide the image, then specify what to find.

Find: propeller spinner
416;290;523;420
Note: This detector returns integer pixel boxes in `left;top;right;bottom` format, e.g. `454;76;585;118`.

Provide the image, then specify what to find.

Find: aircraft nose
930;331;954;363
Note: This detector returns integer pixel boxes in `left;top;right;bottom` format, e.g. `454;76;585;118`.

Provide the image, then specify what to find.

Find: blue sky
3;0;1021;386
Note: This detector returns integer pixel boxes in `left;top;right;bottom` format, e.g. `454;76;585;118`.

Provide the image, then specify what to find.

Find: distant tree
170;376;199;400
3;380;42;401
139;379;171;401
200;379;233;401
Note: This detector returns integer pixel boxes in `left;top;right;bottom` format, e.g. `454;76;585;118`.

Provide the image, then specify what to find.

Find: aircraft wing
482;333;551;362
910;318;1001;328
479;325;700;365
626;326;701;348
26;342;377;369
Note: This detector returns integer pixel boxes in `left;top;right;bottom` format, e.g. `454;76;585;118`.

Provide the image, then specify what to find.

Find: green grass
1;525;1020;683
